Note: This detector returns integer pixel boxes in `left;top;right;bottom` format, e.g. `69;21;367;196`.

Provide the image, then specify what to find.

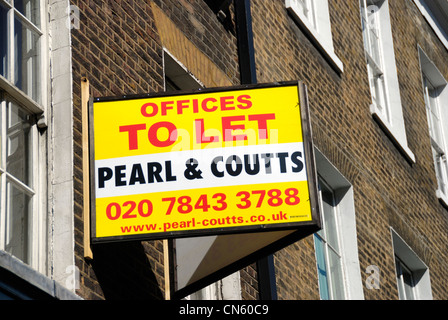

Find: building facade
0;0;448;300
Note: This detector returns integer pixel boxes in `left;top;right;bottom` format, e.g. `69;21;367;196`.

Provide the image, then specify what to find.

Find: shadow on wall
91;241;164;300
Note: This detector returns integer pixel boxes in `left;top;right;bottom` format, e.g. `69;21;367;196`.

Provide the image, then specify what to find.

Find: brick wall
70;0;448;300
151;0;239;85
71;0;166;299
389;0;448;300
250;0;448;300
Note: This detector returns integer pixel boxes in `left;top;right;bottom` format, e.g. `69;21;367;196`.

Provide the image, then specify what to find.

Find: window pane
373;75;382;105
368;64;378;103
5;180;31;264
321;185;339;252
403;270;415;300
370;71;388;120
314;235;330;300
424;77;443;148
395;259;406;300
369;29;381;65
362;1;382;66
7;102;32;186
297;0;315;28
396;257;416;300
297;0;309;17
430;117;443;148
14;14;41;103
442;155;448;196
328;248;344;299
0;2;8;79
434;150;447;195
395;257;406;300
361;16;373;59
14;0;40;28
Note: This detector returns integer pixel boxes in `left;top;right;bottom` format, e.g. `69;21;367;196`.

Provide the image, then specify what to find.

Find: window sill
436;190;448;209
370;104;416;164
0;74;45;116
286;4;344;74
0;250;82;300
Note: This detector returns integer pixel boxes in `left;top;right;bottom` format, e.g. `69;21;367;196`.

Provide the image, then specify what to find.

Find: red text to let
117;94;277;150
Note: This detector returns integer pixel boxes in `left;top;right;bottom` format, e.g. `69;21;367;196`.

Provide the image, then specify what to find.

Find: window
361;0;388;123
424;76;444;151
359;0;415;163
0;0;43;104
0;0;46;271
395;257;416;300
423;76;448;199
314;178;345;300
392;229;432;300
286;0;344;73
313;149;364;300
419;48;448;207
0;97;35;264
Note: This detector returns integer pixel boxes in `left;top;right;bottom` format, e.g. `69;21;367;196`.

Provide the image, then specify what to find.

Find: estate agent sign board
89;81;320;244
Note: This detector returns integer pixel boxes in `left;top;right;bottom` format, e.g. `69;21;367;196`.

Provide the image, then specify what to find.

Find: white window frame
361;0;388;121
0;0;48;274
391;229;432;300
0;94;40;266
419;47;448;207
285;0;344;73
359;0;415;163
0;0;48;115
314;149;364;300
291;0;317;29
314;177;345;300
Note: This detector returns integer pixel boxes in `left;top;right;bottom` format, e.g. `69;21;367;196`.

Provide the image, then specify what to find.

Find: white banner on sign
95;142;307;198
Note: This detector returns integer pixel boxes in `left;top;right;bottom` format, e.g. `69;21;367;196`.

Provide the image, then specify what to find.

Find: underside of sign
172;223;320;298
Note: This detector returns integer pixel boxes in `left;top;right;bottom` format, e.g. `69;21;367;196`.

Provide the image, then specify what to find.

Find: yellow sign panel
91;83;314;242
